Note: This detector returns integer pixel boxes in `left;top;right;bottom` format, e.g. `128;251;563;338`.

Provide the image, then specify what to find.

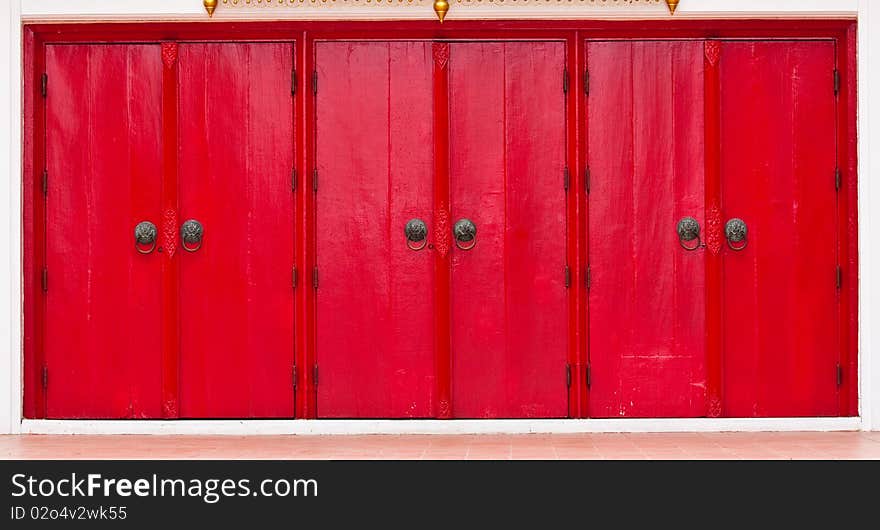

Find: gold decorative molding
203;0;680;21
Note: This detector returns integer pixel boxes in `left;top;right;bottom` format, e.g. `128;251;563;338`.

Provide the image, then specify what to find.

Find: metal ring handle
676;216;702;251
725;218;748;251
453;218;477;251
134;221;158;254
180;219;204;252
404;218;428;251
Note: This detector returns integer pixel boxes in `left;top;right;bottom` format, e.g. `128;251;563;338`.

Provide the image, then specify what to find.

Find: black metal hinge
313;364;319;386
586;364;592;389
565;265;571;288
41;268;48;292
312;169;318;193
833;69;840;96
566;364;571;388
292;365;298;390
312;71;318;95
42;169;48;196
41;73;47;98
835;167;842;192
585;166;591;194
583;69;590;96
313;267;319;289
41;366;48;389
836;265;843;289
292;266;298;289
291;68;297;96
563;68;570;94
292;168;297;192
585;266;591;291
563;167;570;192
836;363;843;387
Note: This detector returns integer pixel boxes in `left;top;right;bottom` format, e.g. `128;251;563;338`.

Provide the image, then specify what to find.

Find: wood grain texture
314;42;436;418
178;43;295;418
450;42;568;418
45;44;164;418
720;41;839;417
587;41;707;418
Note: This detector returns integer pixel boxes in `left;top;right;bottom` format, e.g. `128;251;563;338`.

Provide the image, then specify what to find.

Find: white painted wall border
858;0;879;431
2;0;878;435
2;1;22;436
21;418;862;435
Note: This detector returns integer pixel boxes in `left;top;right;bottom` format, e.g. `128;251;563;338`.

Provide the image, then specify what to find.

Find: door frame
21;20;858;421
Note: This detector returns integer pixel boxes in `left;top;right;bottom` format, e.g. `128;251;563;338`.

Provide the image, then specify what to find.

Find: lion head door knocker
180;219;204;253
724;218;748;251
676;216;703;251
134;221;158;254
404;218;429;251
453;218;477;251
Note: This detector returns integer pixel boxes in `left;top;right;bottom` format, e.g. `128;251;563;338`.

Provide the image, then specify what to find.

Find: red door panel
45;44;163;418
720;41;839;417
178;43;295;418
587;41;707;418
315;42;436;418
450;42;568;418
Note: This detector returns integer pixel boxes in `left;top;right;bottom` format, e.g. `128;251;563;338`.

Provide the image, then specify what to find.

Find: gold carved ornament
203;0;680;22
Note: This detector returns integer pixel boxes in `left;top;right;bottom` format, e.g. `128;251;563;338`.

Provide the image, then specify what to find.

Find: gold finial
204;0;218;16
665;0;679;13
433;0;449;22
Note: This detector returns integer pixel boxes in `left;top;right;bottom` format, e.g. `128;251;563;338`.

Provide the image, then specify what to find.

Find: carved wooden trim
705;204;723;256
161;42;178;69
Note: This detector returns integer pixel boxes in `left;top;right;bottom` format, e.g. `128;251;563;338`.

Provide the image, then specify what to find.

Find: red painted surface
300;33;317;419
160;41;180;418
44;44;164;418
23;22;858;421
449;42;568;418
22;28;44;419
571;33;588;419
720;41;839;417
704;40;724;418
841;25;859;416
587;41;707;418
177;43;296;418
314;42;436;418
296;32;312;419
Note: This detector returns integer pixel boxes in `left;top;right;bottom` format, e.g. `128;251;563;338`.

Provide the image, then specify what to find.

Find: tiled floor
2;432;880;459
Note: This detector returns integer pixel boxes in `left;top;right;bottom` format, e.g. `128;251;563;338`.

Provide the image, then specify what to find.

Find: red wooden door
44;44;164;418
315;42;436;418
719;41;840;417
177;43;296;418
449;42;569;418
587;41;707;418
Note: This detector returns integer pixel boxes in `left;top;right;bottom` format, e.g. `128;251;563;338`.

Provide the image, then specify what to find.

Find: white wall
1;0;22;435
2;0;876;434
858;0;880;430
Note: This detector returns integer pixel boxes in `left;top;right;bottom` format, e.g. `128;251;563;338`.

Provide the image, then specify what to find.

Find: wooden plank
314;41;435;418
587;41;707;418
450;42;568;418
177;43;295;418
45;44;163;418
159;41;180;419
720;41;839;417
